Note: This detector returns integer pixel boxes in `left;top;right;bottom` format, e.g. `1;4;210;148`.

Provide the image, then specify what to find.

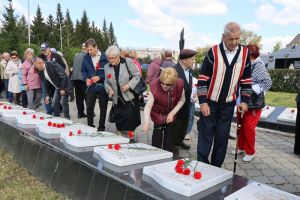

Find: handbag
124;58;147;96
248;92;265;109
108;104;115;123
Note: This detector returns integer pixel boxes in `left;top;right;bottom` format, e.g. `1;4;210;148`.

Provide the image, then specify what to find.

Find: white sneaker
231;149;244;155
243;154;255;162
184;135;191;140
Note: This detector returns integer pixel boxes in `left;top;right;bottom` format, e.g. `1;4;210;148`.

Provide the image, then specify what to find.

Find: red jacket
150;78;184;125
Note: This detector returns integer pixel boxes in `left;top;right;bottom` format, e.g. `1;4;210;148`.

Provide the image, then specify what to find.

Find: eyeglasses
160;82;173;87
11;56;17;59
107;56;118;60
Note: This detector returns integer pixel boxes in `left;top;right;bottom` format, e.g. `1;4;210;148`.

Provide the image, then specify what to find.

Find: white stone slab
0;104;22;116
94;143;173;166
277;107;297;123
36;117;74;138
2;108;36;121
16;112;52;128
143;160;233;197
260;105;275;119
225;182;300;200
61;131;130;148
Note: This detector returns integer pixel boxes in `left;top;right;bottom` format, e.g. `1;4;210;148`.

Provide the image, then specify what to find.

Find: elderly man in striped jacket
197;22;252;167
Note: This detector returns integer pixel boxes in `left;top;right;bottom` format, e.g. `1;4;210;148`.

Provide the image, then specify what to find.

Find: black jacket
41;61;68;97
173;62;192;119
39;52;66;70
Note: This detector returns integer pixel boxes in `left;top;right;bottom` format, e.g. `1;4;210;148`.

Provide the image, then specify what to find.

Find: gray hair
2;52;9;57
223;22;241;35
24;48;34;55
105;45;120;56
151;52;161;60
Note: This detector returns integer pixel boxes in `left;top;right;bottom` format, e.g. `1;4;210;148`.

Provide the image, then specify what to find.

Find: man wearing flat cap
171;49;197;155
197;22;252;167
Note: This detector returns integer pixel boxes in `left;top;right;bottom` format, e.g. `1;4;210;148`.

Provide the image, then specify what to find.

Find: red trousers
238;109;262;155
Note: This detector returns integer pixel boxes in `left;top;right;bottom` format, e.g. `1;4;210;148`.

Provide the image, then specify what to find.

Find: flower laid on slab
291;109;295;114
32;114;36;119
175;158;202;180
22;111;27;115
47;121;65;128
107;143;121;150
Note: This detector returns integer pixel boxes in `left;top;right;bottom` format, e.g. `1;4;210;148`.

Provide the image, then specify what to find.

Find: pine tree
102;18;109;50
54;3;64;50
31;5;47;46
63;9;74;50
0;2;20;52
46;14;56;48
74;10;91;47
108;22;117;46
17;15;28;45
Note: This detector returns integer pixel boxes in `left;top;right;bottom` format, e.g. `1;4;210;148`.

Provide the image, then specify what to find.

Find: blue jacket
81;51;108;93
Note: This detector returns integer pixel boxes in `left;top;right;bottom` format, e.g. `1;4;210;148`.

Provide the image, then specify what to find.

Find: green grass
265;91;297;108
0;150;66;200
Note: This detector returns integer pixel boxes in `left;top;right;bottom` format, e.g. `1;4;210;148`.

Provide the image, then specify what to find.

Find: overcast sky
0;0;299;52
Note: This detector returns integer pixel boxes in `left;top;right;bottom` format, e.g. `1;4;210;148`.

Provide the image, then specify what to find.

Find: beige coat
0;60;9;79
104;58;141;104
6;60;21;93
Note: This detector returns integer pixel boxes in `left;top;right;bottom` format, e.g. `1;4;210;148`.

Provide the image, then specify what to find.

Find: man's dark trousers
197;100;235;167
73;80;87;116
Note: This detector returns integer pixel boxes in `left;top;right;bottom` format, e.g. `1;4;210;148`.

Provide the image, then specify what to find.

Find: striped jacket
197;43;252;105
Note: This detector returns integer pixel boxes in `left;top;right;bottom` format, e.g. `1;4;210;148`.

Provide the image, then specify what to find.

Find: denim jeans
186;102;195;134
53;89;70;119
27;88;42;110
3;79;13;102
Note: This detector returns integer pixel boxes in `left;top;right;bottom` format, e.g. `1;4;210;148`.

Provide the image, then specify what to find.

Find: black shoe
176;142;191;150
229;134;236;140
78;113;87;118
129;139;136;143
172;146;179;156
97;127;105;132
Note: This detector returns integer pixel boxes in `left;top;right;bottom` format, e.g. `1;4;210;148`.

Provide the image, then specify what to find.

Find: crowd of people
0;21;299;168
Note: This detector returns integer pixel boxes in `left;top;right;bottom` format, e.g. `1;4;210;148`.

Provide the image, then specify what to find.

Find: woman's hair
246;44;260;59
106;45;120;56
24;48;34;59
10;51;19;57
85;38;97;48
160;67;178;85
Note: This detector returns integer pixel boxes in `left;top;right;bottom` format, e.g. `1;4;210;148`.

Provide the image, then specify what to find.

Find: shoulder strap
123;58;133;79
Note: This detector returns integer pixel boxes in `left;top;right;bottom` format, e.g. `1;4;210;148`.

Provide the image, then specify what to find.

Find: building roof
287;34;300;47
269;45;300;59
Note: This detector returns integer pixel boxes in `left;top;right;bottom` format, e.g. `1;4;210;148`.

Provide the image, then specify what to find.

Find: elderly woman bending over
104;45;141;133
143;67;185;153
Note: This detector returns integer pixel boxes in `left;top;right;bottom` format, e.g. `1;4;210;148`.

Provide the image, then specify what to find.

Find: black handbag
124;59;147;96
108;104;115;123
248;92;265;109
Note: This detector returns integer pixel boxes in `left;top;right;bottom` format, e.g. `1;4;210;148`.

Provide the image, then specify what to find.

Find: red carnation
291;109;295;113
176;160;185;166
108;144;113;149
61;123;65;128
96;63;101;70
40;116;44;120
0;103;3;105
114;144;121;150
52;123;57;127
175;167;183;174
107;74;112;79
22;111;27;115
77;129;81;135
87;79;93;85
183;168;191;175
266;106;269;110
69;131;73;136
8;106;12;110
32;114;36;119
48;121;52;126
3;105;7;109
128;131;134;139
194;171;202;180
57;124;61;128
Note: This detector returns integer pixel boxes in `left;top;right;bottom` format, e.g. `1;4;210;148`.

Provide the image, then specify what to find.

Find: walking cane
233;110;242;173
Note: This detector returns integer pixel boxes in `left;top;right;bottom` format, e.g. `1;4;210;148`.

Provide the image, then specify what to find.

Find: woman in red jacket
143;67;185;155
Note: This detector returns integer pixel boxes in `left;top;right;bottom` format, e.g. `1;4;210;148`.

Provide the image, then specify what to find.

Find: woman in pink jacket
22;48;42;110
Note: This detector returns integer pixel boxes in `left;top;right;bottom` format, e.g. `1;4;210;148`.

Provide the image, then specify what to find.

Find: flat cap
179;49;197;60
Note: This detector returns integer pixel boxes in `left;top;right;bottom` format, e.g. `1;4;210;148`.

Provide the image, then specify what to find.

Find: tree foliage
240;29;262;48
1;3;118;64
273;41;282;52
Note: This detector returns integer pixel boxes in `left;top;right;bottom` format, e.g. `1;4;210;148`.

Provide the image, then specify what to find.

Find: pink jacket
22;59;42;89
